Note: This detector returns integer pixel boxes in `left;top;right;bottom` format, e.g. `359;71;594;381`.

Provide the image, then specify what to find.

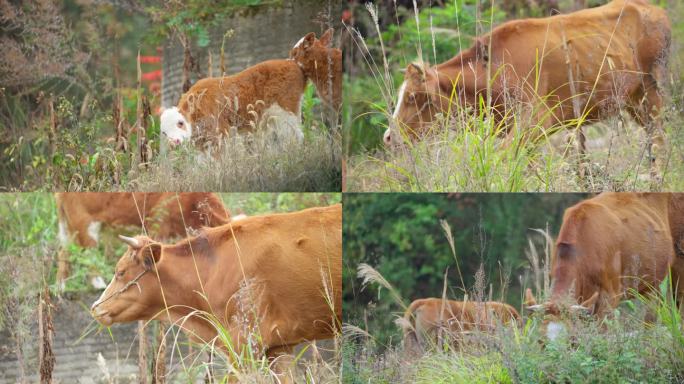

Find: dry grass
129;127;341;192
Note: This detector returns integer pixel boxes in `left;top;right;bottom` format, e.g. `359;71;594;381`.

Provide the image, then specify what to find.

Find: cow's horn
118;235;141;249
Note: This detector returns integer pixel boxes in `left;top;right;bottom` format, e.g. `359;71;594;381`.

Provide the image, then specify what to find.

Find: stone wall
0;293;193;384
161;0;343;108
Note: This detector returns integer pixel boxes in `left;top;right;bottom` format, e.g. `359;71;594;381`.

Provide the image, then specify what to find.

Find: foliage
343;204;684;383
144;0;281;48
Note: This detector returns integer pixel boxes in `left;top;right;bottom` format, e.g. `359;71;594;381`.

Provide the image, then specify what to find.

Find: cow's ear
320;28;334;46
407;62;426;82
473;39;489;62
141;243;162;271
301;32;316;48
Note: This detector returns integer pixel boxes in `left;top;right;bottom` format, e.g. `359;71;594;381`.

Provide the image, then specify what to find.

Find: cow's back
209;204;342;345
485;0;669;122
178;59;306;135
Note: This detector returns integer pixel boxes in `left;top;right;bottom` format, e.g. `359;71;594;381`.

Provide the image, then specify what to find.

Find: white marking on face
232;214;248;221
58;219;68;246
87;221;101;243
392;82;407;119
383;128;392;146
91;276;115;309
547;321;565;341
160;107;192;146
293;36;306;49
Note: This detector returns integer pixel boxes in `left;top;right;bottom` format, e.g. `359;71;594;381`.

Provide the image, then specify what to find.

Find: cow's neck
153;253;217;339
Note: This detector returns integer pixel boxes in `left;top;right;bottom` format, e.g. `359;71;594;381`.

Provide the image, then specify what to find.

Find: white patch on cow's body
91;275;107;290
232;214;248;221
87;221;101;244
546;321;565;341
58;219;68;246
261;103;304;144
160;107;193;145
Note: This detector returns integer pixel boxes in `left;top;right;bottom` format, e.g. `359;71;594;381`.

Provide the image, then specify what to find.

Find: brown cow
56;192;230;248
387;0;670;174
526;193;677;340
289;28;343;112
90;204;342;379
56;192;231;286
396;298;521;354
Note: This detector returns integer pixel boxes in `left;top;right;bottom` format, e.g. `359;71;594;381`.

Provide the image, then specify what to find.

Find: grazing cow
526;193;677;340
396;298;521;354
55;192;231;286
90;204;342;379
161;30;343;148
387;0;670;174
289;28;343;112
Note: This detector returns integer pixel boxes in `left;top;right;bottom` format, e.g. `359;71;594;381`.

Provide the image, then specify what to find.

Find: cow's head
386;40;491;147
289;28;335;69
91;235;164;326
525;288;600;341
385;62;447;146
160;107;192;147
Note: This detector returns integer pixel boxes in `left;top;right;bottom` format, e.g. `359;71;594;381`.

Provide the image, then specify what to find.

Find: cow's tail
395;300;424;357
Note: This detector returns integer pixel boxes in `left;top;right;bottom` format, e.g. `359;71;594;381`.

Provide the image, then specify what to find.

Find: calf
397;298;521;355
289;28;343;112
90;204;342;380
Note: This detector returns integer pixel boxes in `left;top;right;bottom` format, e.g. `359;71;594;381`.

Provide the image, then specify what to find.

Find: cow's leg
266;344;296;384
670;256;684;318
629;76;665;184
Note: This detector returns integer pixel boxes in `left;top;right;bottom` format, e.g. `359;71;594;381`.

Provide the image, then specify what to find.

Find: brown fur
289;29;343;111
178;59;307;144
391;0;670;169
90;204;342;378
529;193;678;318
398;298;520;354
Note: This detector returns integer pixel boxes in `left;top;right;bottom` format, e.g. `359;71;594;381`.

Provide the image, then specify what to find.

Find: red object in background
141;69;162;82
139;55;161;64
342;9;352;24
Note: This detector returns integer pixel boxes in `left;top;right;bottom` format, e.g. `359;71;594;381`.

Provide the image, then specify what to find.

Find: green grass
344;224;684;383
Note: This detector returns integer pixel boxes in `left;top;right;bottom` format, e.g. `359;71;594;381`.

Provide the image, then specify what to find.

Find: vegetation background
1;0;340;192
342;193;684;383
342;193;587;345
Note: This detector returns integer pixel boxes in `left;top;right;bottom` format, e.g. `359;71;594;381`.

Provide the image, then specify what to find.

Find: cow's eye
116;270;125;278
177;121;185;130
407;93;416;103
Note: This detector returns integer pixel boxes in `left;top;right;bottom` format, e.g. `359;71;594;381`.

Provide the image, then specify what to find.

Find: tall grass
131;126;341;192
344;0;684;192
344;219;684;383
